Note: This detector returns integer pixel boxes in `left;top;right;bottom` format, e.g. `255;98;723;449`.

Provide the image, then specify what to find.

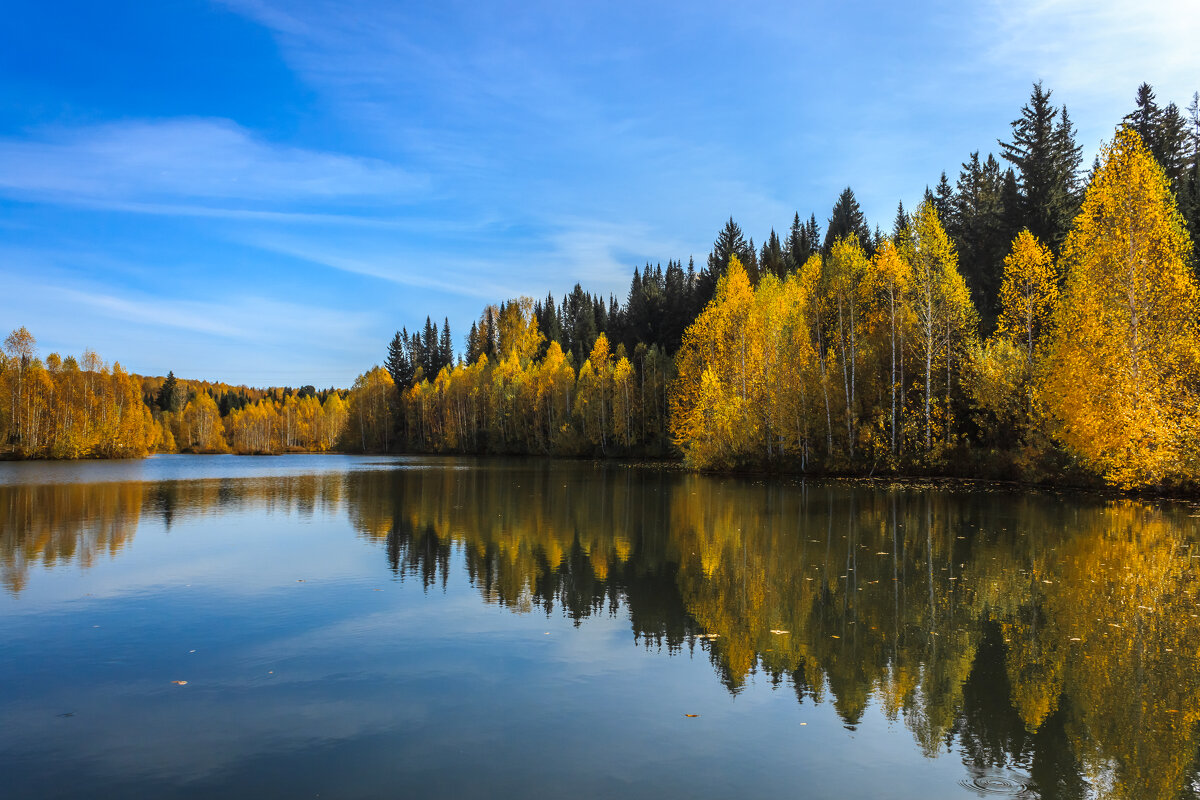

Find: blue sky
1;0;1196;387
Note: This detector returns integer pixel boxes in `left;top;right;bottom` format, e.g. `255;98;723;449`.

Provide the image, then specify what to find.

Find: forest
3;82;1199;491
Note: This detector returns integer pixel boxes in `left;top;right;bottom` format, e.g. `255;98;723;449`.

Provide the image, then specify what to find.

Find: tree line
366;83;1200;490
670;128;1198;489
0;337;354;457
4;82;1199;489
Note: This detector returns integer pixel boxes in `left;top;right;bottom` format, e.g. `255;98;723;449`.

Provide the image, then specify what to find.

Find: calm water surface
2;455;1199;799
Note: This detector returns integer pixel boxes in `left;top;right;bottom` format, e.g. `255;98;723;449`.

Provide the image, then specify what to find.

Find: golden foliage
996;229;1058;365
1041;128;1200;488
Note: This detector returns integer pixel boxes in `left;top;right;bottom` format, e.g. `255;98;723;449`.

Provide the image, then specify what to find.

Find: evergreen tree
950;152;1009;331
408;329;425;381
699;217;756;304
536;292;562;350
999;81;1083;252
466;321;481;363
662;259;689;352
892;200;909;241
824;188;872;254
385;331;414;389
483;308;497;360
420;316;438;377
592;295;608;336
933;171;954;224
784;212;808;272
624;266;649;351
806;214;821;255
439;318;453;372
1123;83;1190;191
760;229;785;279
1180;93;1200;273
563;284;597;363
156;371;180;413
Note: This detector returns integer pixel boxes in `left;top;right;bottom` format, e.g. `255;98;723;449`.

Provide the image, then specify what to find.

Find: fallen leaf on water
171;680;188;686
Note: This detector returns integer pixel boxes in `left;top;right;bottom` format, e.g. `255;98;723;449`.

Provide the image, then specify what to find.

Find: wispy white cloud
984;0;1199;95
40;283;373;350
980;0;1200;144
0;118;424;211
539;218;699;296
244;233;522;299
0;259;379;384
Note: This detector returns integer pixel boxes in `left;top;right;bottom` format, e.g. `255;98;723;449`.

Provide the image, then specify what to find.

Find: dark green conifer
998;81;1082;252
156;371;180;412
823;187;871;254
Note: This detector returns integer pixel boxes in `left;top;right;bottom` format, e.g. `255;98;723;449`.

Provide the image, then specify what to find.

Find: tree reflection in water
3;462;1197;799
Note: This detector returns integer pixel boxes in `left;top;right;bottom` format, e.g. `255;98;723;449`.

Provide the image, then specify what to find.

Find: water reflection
2;461;1199;799
0;481;144;593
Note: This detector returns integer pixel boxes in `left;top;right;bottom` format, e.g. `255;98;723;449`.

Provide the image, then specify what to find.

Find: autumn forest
6;83;1200;492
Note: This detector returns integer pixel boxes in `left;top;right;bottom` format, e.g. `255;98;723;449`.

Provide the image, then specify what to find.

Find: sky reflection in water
1;455;1198;799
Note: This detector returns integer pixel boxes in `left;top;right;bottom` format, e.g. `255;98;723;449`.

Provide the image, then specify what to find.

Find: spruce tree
385;331;413;389
663;259;688;352
805;214;821;254
484;308;497;359
539;291;562;349
760;229;785;279
439;318;453;372
698;217;755;306
156;371;180;412
999;81;1082;252
784;212;808;272
466;321;480;363
593;295;608;334
950;152;1008;331
1124;83;1190;191
744;236;759;283
892;200;909;242
823;188;871;254
563;284;597;362
933;171;954;225
420;317;438;377
1180;93;1200;274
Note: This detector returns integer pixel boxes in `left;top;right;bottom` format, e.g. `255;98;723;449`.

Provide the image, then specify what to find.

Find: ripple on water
958;772;1035;797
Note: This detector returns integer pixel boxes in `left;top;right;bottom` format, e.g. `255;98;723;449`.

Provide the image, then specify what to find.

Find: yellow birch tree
1041;128;1200;488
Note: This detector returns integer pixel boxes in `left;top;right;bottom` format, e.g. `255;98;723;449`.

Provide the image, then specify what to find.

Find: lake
2;455;1198;799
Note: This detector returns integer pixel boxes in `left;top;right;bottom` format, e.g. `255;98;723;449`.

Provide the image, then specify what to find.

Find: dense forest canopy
4;82;1200;490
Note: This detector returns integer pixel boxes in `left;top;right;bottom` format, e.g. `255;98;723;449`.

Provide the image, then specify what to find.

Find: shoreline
5;448;1199;503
